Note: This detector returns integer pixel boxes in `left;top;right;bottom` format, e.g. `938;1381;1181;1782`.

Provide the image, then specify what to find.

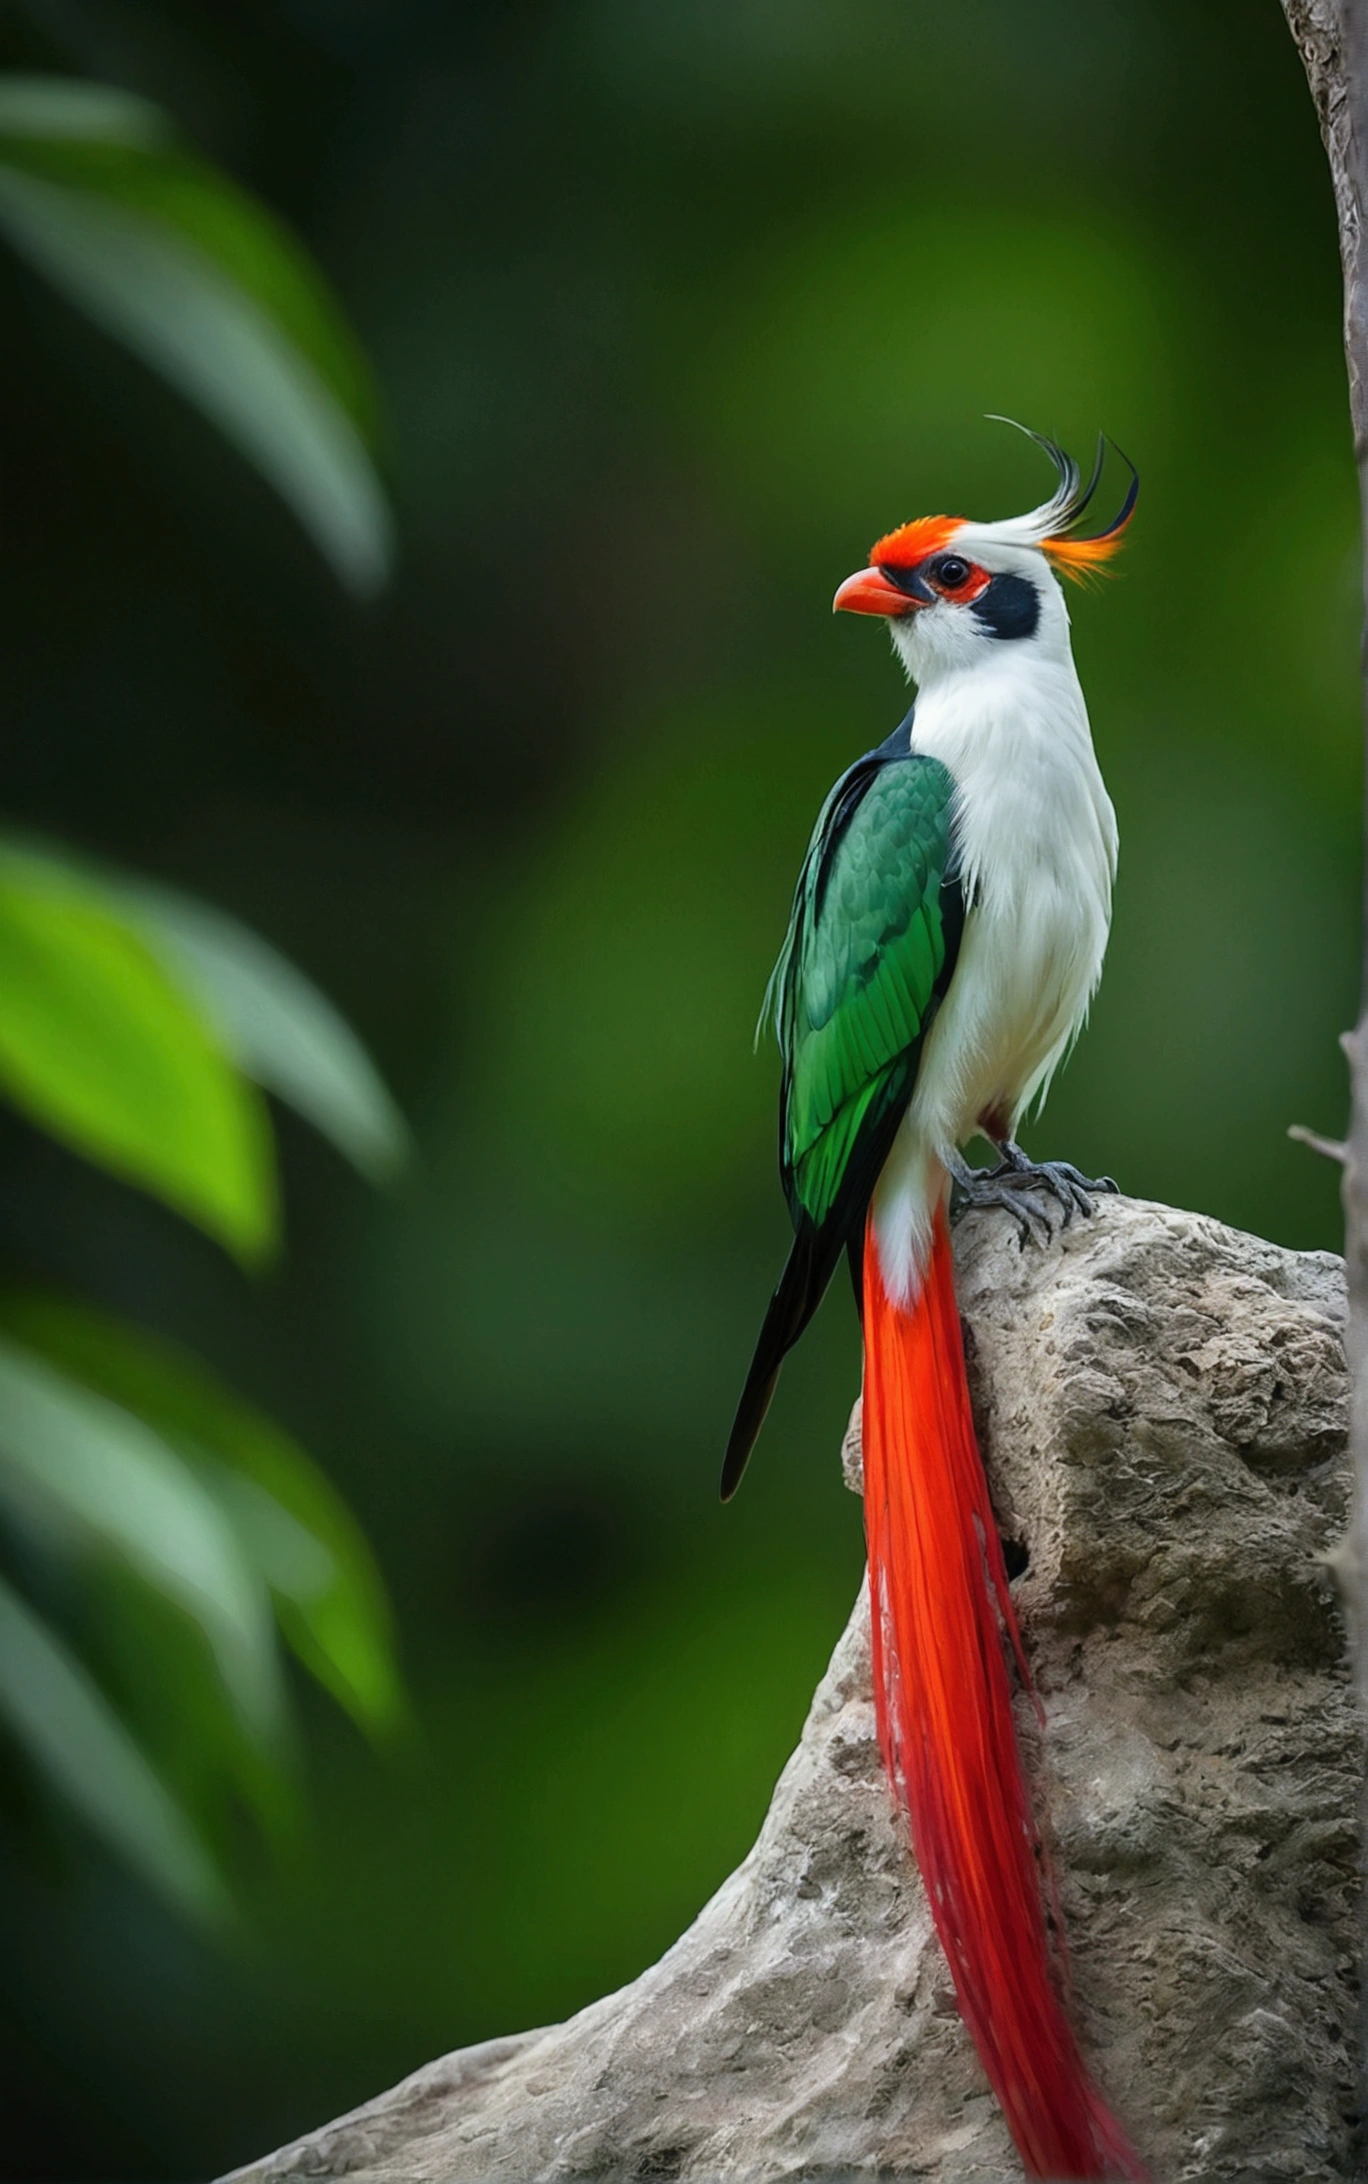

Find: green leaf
0;829;407;1188
0;1334;283;1738
118;879;411;1184
86;1556;300;1854
0;74;392;595
0;78;169;148
0;1295;402;1737
0;1572;226;1921
0;847;277;1262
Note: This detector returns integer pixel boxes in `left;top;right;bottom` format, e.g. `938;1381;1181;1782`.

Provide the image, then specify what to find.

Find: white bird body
721;429;1146;2182
872;549;1118;1303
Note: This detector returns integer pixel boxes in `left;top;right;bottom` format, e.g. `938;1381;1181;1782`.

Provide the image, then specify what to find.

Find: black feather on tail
720;1221;836;1500
721;1064;919;1500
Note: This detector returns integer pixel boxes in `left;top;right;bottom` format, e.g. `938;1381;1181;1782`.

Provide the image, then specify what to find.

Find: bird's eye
934;555;971;590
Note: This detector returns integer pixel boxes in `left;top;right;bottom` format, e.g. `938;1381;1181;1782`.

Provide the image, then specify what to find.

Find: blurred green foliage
0;73;392;592
0;831;407;1926
0;844;276;1261
0;57;409;2139
0;2;1358;2180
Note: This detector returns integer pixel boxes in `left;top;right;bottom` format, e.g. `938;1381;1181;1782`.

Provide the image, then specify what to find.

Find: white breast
871;651;1117;1303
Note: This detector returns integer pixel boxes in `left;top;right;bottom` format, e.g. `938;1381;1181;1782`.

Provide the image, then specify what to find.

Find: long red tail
861;1203;1144;2180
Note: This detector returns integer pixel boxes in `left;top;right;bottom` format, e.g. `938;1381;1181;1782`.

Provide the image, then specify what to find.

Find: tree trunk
1280;0;1368;2133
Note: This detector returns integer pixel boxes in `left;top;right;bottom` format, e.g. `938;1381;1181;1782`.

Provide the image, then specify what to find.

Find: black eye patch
971;572;1039;641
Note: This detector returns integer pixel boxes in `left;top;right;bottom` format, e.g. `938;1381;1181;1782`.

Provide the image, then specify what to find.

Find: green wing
772;748;962;1234
722;733;962;1499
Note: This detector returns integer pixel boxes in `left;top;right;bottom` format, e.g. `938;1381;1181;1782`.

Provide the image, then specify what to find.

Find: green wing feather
722;739;962;1500
771;754;961;1233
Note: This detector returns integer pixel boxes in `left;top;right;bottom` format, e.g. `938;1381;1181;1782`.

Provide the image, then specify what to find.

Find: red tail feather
862;1204;1145;2180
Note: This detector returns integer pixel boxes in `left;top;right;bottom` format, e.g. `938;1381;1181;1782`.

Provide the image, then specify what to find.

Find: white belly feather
871;654;1117;1304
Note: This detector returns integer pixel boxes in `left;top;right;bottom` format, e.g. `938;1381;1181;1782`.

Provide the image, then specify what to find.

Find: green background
0;1;1358;2176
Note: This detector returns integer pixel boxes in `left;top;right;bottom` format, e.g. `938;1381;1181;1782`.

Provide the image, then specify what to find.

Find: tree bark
1280;0;1368;2133
221;1199;1359;2184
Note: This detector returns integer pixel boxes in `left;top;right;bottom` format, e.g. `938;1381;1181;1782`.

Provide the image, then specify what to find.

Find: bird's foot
947;1142;1118;1249
991;1138;1119;1215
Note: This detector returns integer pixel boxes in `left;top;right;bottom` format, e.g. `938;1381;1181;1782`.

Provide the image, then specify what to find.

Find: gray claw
950;1144;1118;1247
949;1170;1055;1248
1006;1191;1053;1249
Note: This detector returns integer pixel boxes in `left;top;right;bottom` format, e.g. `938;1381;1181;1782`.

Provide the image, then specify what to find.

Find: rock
222;1198;1359;2183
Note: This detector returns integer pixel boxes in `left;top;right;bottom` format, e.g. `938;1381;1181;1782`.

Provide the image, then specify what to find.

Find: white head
832;425;1137;689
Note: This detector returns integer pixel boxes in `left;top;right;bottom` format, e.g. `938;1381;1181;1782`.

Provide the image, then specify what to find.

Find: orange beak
832;567;920;617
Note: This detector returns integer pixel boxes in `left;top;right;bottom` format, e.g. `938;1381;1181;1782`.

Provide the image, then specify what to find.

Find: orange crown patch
868;515;964;569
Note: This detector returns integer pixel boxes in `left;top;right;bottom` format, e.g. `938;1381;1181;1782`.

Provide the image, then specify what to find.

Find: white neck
870;609;1119;1307
908;645;1113;908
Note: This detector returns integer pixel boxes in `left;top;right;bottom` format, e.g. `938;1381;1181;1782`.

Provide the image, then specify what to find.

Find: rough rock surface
224;1198;1360;2183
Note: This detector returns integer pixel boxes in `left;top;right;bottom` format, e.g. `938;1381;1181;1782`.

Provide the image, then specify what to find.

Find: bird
722;424;1146;2181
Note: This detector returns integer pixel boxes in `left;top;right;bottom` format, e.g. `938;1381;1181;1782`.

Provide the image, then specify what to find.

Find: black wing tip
718;1221;829;1504
719;1369;779;1500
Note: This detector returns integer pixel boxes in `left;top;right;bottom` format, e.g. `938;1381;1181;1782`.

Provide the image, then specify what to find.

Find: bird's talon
951;1146;1116;1244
